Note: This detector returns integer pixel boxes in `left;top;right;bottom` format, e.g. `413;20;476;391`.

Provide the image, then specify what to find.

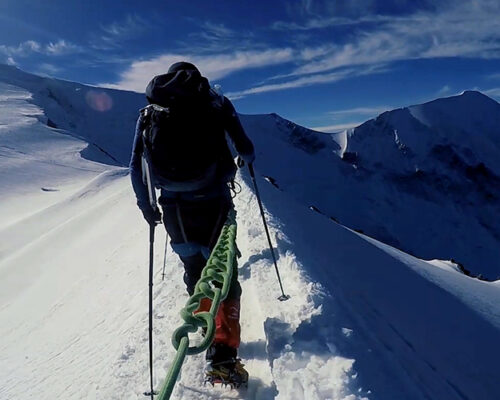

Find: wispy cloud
0;40;41;56
101;1;500;99
310;121;364;132
436;85;452;96
36;63;61;76
310;104;391;133
328;106;392;117
182;20;257;54
93;14;149;49
208;1;500;99
272;15;390;31
227;69;355;98
483;87;500;99
288;0;376;20
226;64;388;99
46;40;81;55
198;22;237;39
0;39;81;57
275;0;500;79
100;49;294;92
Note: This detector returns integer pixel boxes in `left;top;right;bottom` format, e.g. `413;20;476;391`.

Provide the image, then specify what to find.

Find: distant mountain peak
413;89;499;112
459;89;491;99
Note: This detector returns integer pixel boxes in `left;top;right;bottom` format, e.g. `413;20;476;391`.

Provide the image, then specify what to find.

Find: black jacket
129;83;254;211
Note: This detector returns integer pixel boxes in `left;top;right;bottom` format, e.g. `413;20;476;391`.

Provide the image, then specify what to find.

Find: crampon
205;359;249;389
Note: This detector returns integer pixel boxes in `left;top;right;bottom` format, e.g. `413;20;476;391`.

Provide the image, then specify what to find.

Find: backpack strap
139;105;162;210
140;104;171;151
209;88;225;110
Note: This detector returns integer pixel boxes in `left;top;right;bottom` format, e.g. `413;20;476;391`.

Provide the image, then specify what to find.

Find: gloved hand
141;207;162;225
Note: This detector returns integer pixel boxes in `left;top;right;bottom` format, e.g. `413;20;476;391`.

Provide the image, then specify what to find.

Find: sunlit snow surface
1;65;500;399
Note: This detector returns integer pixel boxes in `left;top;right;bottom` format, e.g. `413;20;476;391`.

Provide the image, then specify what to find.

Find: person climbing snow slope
129;61;255;387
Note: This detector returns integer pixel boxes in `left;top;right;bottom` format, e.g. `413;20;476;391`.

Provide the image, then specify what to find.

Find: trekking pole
161;233;168;281
144;224;158;398
248;163;290;301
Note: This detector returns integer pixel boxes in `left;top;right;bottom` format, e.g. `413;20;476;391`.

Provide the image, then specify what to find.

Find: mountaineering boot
205;343;249;388
205;358;249;388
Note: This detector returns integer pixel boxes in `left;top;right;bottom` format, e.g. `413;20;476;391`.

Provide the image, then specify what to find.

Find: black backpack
141;70;235;192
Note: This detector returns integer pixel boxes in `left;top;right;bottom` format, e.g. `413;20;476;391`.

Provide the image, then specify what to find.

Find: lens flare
85;90;113;112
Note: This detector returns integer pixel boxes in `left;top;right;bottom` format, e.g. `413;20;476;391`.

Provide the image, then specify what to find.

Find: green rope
157;208;238;400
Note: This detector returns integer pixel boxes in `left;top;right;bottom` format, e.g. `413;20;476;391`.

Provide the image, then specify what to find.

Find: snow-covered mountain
240;93;500;280
3;63;498;279
1;64;500;400
342;92;500;279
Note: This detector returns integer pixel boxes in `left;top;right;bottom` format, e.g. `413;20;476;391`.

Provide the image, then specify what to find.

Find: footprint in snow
119;345;136;361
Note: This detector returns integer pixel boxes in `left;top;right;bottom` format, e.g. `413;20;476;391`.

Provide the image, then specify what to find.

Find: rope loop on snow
157;208;238;400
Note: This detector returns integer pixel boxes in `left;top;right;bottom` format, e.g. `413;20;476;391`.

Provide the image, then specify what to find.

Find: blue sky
1;0;499;131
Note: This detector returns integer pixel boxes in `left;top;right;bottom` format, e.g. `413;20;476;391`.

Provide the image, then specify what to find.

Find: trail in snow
0;166;368;400
0;81;358;399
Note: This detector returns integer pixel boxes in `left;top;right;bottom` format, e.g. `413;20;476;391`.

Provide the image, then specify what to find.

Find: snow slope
0;81;109;230
1;66;500;399
0;64;145;166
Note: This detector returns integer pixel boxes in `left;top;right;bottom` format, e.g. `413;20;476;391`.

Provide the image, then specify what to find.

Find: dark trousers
160;194;242;301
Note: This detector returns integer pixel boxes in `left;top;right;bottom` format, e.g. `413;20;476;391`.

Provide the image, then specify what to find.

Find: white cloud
277;0;500;79
226;69;355;98
181;20;257;54
310;121;364;132
102;1;500;98
6;57;16;66
299;44;337;61
289;0;375;20
328;106;392;117
310;104;391;133
89;14;150;51
483;87;500;99
100;49;294;92
201;22;236;39
36;63;61;76
46;40;81;55
436;85;452;96
0;39;80;57
226;64;388;99
101;14;147;41
272;14;391;31
0;40;41;56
